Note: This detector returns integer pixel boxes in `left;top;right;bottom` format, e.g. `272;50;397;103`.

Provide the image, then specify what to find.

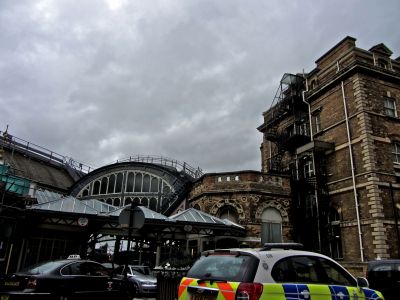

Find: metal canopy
29;191;246;238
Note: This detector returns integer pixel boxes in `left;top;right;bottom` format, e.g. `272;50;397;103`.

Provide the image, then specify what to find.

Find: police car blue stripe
282;284;310;300
362;288;381;299
328;285;350;300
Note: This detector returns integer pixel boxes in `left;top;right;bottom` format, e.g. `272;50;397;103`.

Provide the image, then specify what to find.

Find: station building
1;36;399;276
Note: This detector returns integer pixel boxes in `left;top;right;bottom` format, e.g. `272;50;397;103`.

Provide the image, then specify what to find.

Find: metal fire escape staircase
160;179;189;215
264;74;307;173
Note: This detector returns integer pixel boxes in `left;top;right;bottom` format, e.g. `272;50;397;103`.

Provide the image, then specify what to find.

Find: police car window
272;256;319;284
316;257;355;286
186;253;258;282
272;256;355;286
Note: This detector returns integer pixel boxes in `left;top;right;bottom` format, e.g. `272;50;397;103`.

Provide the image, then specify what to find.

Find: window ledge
385;115;400;121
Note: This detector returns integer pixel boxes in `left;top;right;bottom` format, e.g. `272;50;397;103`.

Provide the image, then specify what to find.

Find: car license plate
4;281;19;287
191;294;215;300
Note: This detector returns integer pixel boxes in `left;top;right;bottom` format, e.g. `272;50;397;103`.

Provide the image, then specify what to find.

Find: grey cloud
1;0;399;172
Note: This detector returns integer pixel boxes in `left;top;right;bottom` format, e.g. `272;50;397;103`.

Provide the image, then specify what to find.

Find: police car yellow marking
216;282;234;300
178;278;194;299
179;278;385;300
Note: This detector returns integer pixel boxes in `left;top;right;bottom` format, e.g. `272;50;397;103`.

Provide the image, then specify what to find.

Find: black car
0;256;124;299
367;259;400;300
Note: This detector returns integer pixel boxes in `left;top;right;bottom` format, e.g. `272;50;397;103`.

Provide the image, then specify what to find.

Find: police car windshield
186;252;259;282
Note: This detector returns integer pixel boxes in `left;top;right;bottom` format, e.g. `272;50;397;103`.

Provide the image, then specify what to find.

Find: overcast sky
1;0;399;173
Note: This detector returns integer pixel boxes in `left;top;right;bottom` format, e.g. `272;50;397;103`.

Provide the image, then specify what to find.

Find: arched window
261;208;282;244
133;197;140;205
82;188;89;197
108;175;116;193
125;197;132;206
106;198;113;205
193;204;201;210
163;185;170;194
100;177;108;194
114;198;121;207
115;173;123;193
142;197;149;207
126;173;134;192
219;206;239;223
150;177;159;192
143;175;150;192
134;174;142;192
93;181;100;195
149;197;157;210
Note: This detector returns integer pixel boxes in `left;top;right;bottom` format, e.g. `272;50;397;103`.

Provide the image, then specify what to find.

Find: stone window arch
218;205;239;223
261;208;282;244
193;204;201;210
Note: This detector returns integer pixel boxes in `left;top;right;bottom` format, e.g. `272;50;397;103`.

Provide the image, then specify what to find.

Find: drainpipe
341;81;364;262
302;91;313;141
303;89;322;251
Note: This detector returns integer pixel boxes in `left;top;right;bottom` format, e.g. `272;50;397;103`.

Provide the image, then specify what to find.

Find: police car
178;243;384;300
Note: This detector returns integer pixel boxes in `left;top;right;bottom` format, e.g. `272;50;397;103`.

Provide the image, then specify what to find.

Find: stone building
187;171;291;248
258;36;400;264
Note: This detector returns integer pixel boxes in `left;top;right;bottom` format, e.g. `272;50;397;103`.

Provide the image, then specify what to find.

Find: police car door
271;255;368;300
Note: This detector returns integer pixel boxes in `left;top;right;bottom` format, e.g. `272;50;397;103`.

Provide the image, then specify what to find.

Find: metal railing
0;131;93;174
113;155;203;179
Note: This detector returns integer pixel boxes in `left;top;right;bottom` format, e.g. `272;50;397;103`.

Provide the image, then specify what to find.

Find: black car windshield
186;252;259;282
21;261;67;275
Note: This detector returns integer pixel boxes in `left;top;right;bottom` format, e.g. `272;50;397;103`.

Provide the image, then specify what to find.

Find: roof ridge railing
114;155;203;179
0;131;93;174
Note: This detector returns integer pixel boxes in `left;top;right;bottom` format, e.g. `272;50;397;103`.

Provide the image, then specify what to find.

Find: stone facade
187;171;292;247
259;36;400;263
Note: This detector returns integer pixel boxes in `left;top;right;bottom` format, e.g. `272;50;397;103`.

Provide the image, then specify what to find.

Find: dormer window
377;58;388;69
310;80;317;90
